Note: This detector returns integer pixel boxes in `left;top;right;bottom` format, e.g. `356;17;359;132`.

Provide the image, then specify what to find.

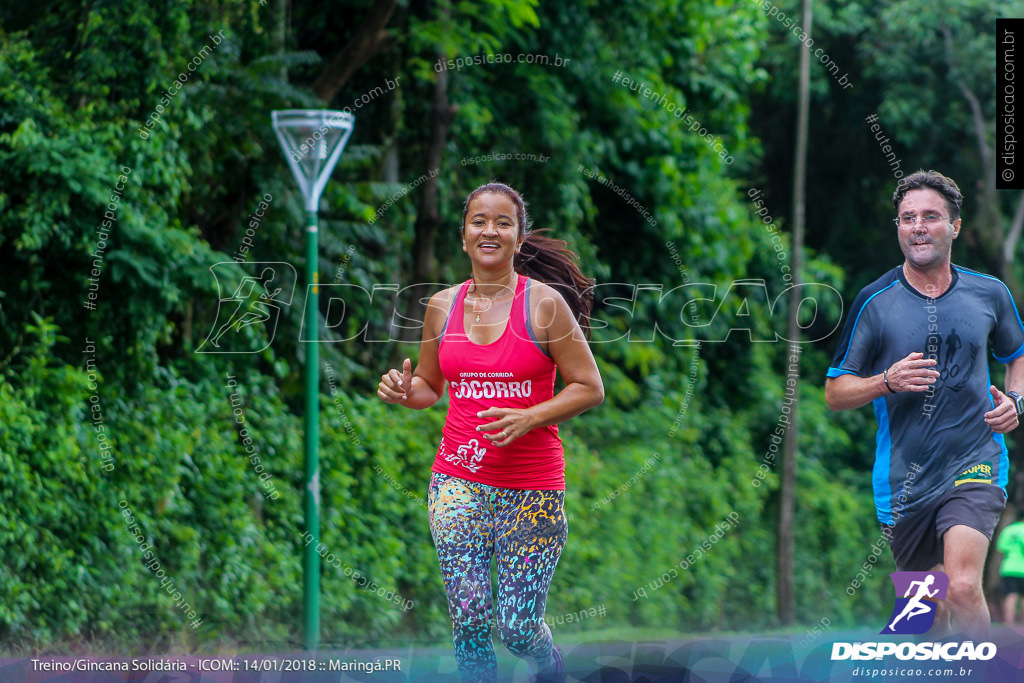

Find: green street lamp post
271;109;354;651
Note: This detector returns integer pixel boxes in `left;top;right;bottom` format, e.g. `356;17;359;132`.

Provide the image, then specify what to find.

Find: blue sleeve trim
826;367;856;378
994;340;1024;364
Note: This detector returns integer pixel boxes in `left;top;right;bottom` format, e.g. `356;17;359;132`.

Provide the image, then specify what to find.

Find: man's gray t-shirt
827;265;1024;525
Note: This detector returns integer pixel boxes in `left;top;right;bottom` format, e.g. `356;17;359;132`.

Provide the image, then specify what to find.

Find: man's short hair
892;170;963;220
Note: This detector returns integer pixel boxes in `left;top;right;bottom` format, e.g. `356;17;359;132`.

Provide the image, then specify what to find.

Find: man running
825;170;1024;639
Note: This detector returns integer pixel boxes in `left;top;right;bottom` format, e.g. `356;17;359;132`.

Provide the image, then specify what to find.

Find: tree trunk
312;0;398;102
405;58;455;338
274;0;288;83
778;0;812;628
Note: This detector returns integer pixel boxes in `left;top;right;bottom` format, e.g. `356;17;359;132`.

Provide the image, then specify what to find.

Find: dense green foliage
0;0;1017;653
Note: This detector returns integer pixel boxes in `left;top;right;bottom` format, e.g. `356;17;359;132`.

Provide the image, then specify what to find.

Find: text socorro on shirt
450;371;533;400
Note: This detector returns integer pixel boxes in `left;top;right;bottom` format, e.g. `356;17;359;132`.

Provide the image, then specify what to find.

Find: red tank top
433;275;564;489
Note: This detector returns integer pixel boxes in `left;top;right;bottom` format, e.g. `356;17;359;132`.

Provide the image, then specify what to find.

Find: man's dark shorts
881;483;1006;572
1002;575;1024;595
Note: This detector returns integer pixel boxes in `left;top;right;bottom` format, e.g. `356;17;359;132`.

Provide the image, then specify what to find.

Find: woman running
377;182;603;682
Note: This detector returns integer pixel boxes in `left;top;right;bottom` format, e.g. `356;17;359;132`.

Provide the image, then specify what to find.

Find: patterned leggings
428;472;568;683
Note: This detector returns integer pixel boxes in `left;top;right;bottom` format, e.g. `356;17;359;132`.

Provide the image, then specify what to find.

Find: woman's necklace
473;300;489;323
471;273;516;323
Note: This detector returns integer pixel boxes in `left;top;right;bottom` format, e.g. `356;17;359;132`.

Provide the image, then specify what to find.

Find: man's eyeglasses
894;213;952;228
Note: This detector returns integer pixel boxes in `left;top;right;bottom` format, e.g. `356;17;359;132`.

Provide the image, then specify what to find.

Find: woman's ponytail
515;231;594;336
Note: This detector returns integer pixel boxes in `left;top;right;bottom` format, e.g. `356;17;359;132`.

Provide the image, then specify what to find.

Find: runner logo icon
881;571;948;635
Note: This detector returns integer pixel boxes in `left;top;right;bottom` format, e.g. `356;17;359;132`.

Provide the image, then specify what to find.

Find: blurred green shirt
998;521;1024;578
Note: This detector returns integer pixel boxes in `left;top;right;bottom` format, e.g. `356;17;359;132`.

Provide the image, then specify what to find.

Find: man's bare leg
941;525;991;640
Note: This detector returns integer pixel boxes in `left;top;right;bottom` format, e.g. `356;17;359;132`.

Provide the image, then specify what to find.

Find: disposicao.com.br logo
831;571;996;662
831;641;995;662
